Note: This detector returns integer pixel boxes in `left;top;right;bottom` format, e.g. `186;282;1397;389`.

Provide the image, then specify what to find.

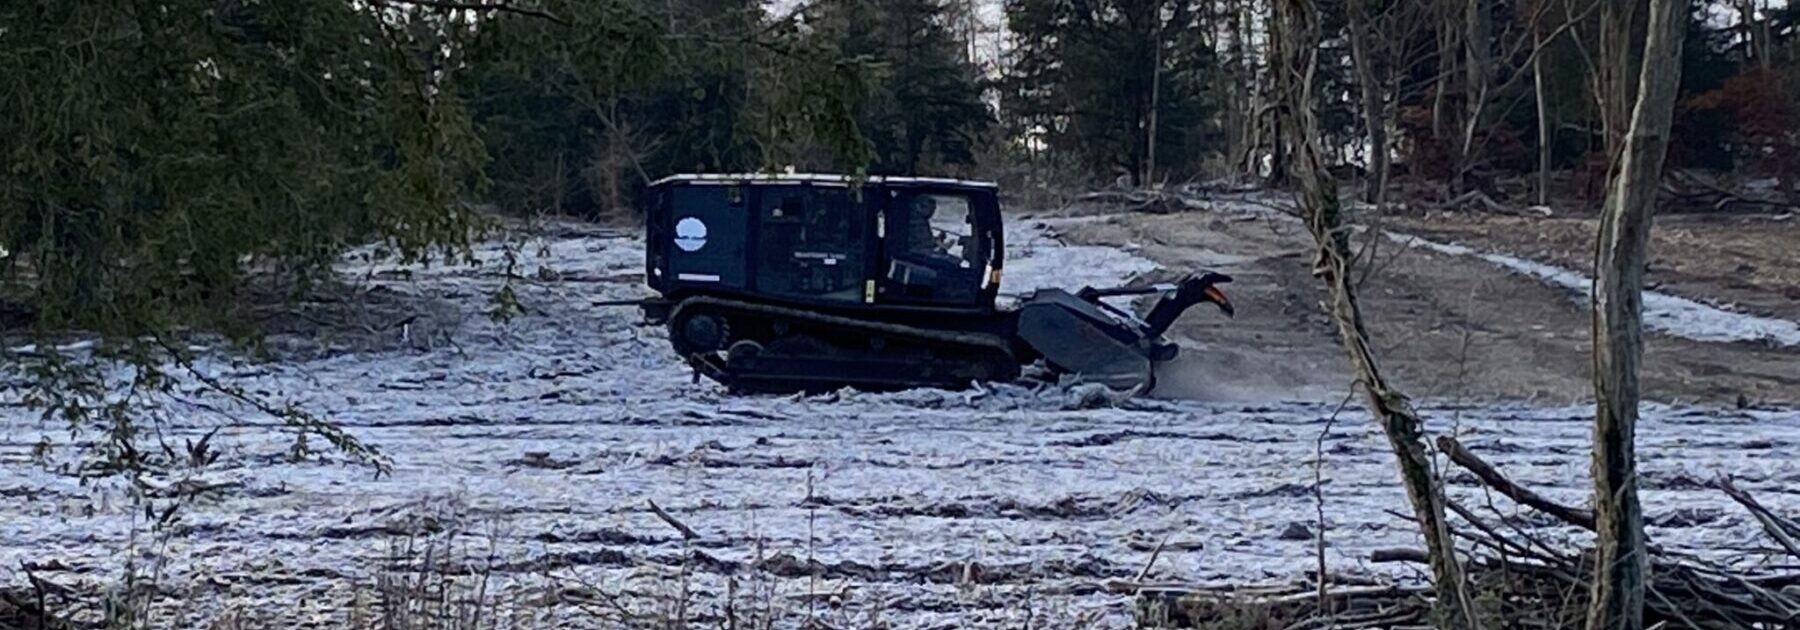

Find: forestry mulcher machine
634;173;1234;394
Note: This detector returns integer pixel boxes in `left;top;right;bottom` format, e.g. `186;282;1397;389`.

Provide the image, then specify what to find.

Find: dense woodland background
4;0;1798;337
0;0;1795;454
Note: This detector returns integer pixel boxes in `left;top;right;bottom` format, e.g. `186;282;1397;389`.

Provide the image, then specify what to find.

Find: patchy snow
0;217;1795;628
1125;187;1800;348
1386;231;1800;347
1000;217;1161;300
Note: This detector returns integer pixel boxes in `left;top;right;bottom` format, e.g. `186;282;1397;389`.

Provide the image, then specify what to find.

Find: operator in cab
904;195;961;265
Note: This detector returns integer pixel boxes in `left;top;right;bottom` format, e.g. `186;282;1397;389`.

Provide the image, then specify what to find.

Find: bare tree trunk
949;0;981;65
552;150;568;214
1755;0;1773;71
1266;0;1288;186
1466;0;1492;104
1275;0;1476;625
1241;0;1263;179
1534;17;1552;206
1598;0;1649;164
1735;0;1770;70
1459;0;1492;190
1222;0;1248;178
1586;0;1685;624
1348;0;1388;204
1432;3;1459;144
1148;19;1162;186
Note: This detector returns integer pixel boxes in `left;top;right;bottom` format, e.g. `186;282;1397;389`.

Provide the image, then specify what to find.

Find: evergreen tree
1;0;491;468
462;0;877;216
1001;0;1221;185
461;0;685;217
2;0;483;338
813;0;994;175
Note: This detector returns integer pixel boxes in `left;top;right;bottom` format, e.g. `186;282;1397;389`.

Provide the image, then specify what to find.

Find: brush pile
1127;436;1800;629
1073;181;1281;216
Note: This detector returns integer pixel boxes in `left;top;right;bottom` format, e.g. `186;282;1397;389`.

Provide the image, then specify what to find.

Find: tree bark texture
1432;1;1460;143
1348;0;1388;204
1241;2;1263;179
1266;1;1290;185
1598;0;1649;163
1459;0;1492;188
1274;0;1476;625
1586;0;1685;624
1223;1;1251;178
1534;15;1552;206
1147;18;1161;184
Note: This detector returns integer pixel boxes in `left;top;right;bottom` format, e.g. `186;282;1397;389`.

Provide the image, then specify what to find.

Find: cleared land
1048;200;1800;406
1;202;1795;628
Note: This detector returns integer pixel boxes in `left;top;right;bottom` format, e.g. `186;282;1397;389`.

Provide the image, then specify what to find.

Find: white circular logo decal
674;217;707;252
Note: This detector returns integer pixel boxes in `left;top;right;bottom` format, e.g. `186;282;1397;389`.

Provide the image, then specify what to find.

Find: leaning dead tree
1271;0;1476;625
1587;0;1686;624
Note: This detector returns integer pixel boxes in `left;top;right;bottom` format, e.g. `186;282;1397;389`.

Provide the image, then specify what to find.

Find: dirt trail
1047;203;1800;406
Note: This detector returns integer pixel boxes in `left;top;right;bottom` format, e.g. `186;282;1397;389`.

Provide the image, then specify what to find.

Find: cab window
755;186;865;302
882;190;981;304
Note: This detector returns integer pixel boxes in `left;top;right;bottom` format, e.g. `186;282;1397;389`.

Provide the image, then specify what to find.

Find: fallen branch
1717;475;1800;559
1370;548;1430;564
1136;533;1172;581
1441;189;1516;215
1075;190;1197;214
1436;435;1596;530
1663;171;1800;213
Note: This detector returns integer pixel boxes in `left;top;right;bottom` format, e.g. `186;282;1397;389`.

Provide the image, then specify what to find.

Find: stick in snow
648;499;700;541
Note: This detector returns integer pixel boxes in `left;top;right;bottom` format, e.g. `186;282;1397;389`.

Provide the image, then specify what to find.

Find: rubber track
667;296;1014;389
669;297;1012;352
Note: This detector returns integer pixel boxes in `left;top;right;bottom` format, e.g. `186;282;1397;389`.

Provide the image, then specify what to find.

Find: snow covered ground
0;217;1796;628
1000;216;1161;300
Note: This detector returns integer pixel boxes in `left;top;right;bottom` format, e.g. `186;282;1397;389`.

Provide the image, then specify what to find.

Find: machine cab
644;173;1004;313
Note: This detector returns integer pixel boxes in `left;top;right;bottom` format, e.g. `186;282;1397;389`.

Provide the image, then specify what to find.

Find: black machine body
633;173;1232;394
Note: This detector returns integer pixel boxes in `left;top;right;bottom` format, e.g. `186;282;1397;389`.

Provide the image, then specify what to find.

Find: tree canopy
1002;0;1223;186
2;0;483;339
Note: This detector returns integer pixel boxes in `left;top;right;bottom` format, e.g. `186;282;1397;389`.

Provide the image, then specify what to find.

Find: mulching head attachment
1015;272;1233;392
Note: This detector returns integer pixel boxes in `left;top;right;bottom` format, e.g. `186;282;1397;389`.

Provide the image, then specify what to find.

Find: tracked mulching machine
630;173;1233;394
